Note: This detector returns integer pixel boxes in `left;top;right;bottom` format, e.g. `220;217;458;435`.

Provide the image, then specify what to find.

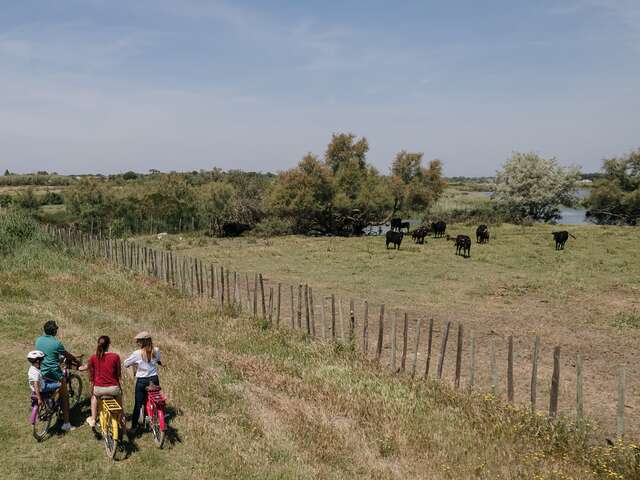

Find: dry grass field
4;220;635;479
139;224;640;438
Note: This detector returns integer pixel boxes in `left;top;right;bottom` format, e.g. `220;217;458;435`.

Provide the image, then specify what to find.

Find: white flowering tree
494;152;580;222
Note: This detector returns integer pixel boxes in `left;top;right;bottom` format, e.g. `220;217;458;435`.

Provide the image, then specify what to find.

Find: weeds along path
0;238;611;479
137;225;640;440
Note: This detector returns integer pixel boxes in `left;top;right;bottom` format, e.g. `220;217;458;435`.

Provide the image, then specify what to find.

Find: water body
479;189;591;225
364;189;594;234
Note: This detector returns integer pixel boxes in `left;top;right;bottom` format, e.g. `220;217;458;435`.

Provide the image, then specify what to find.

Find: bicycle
98;396;123;459
31;355;83;441
144;383;167;448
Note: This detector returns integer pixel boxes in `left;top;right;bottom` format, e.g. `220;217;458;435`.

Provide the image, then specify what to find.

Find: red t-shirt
88;352;121;387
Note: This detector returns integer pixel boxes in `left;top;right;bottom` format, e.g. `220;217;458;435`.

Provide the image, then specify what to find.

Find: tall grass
1;219;637;478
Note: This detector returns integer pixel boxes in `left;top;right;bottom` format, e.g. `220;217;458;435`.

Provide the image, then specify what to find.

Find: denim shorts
42;380;61;394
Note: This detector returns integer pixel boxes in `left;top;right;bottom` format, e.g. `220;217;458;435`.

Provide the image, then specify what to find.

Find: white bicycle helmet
27;350;45;360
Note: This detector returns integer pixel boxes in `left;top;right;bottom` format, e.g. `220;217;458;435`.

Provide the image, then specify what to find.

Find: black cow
390;218;402;231
386;231;404;249
411;226;430;244
222;222;251;237
399;221;411;232
476;224;490;244
431;221;447;238
552;231;576;250
453;234;471;258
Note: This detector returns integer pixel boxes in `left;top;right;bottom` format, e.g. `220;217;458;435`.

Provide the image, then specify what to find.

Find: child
27;350;61;408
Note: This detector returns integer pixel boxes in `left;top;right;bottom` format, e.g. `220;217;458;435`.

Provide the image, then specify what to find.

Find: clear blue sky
1;0;638;176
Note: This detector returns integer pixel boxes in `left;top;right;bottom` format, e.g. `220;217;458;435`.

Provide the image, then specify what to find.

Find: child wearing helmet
27;350;61;408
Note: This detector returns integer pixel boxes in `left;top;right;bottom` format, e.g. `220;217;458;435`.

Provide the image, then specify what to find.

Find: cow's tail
569;233;576;239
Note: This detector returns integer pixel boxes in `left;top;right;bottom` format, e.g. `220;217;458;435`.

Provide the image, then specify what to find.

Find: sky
1;0;639;177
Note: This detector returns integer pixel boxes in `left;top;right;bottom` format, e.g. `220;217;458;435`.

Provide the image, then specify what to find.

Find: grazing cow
552;231;576;250
400;221;411;232
476;224;490;244
452;234;471;257
431;221;447;238
222;222;251;237
386;231;404;249
390;218;402;231
411;226;430;244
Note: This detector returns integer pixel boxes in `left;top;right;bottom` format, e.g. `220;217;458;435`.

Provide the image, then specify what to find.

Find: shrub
0;209;50;255
251;217;294;237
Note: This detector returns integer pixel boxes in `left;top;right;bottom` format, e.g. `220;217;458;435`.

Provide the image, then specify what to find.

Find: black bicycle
31;355;83;441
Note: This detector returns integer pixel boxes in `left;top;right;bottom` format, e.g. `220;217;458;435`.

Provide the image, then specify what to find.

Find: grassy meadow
139;223;640;438
2;219;638;479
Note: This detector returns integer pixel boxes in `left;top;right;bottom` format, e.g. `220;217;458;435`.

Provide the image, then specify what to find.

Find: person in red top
85;335;122;428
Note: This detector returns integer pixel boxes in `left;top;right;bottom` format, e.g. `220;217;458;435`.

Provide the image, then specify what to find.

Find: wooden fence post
268;287;274;324
331;294;336;339
390;311;398;373
290;285;295;328
468;334;476;388
320;297;327;338
349;299;355;344
576;354;583;423
253;274;258;317
455;323;464;389
220;266;225;305
338;298;345;340
507;335;514;403
437;321;451;380
295;285;301;329
309;287;316;336
304;285;310;334
276;283;282;327
259;273;266;319
423;318;434;379
617;366;626;440
490;338;498;396
549;346;561;418
400;312;408;372
531;336;540;413
411;318;422;377
362;301;369;353
375;304;385;362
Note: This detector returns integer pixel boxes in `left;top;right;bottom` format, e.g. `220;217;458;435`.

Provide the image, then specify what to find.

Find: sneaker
85;417;96;428
61;422;76;432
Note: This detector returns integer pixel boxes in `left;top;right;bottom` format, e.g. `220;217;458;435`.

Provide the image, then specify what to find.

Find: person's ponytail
96;335;110;360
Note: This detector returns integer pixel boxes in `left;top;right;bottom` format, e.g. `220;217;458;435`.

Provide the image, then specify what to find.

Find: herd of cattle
385;219;575;257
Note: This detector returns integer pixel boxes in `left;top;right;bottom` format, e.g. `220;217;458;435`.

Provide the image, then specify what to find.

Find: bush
0;209;50;255
251;217;294;237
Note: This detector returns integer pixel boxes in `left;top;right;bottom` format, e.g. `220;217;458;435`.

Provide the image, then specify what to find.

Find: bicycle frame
99;397;122;459
145;387;167;431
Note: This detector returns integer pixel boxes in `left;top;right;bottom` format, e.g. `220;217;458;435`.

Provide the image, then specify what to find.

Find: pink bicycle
144;383;167;448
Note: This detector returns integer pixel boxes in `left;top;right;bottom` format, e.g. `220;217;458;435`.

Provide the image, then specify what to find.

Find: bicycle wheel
103;414;118;459
67;373;83;410
32;403;53;441
150;409;165;448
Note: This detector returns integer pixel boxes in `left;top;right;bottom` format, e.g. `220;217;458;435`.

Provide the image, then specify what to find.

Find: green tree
324;133;369;174
197;181;237;234
391;152;445;213
268;154;335;233
65;179;113;232
587;149;640;225
143;175;198;232
494;152;580;222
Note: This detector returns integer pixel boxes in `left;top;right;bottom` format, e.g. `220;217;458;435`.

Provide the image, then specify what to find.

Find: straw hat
134;331;151;340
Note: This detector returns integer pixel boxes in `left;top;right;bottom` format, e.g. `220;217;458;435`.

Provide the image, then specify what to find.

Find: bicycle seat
146;384;161;392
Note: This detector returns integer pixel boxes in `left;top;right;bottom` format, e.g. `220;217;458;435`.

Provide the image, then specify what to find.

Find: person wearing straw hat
124;331;163;432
